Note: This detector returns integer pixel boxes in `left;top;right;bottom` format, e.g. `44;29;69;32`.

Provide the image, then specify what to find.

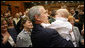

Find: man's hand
81;39;84;45
81;29;84;36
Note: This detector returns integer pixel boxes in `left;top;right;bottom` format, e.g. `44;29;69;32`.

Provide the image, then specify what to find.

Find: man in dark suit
28;6;74;47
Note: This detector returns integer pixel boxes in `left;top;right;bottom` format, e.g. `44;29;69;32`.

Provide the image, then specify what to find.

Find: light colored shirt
21;15;26;18
70;32;77;47
72;26;84;47
8;36;15;47
41;17;72;41
16;29;32;47
13;18;20;25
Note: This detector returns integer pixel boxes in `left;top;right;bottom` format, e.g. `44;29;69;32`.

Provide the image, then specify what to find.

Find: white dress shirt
41;17;72;41
8;36;15;47
13;18;20;25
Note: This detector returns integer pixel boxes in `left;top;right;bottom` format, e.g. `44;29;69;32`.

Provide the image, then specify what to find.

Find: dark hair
75;11;79;14
20;17;31;30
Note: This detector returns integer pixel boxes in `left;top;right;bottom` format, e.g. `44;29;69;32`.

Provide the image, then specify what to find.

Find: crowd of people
1;4;84;47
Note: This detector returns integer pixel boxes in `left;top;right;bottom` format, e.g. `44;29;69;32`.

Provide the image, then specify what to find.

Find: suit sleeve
49;29;68;47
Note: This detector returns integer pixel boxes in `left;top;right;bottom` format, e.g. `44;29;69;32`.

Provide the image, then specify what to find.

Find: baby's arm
41;23;51;28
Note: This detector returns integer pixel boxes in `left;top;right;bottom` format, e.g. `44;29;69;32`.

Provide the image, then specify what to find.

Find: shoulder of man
45;28;59;36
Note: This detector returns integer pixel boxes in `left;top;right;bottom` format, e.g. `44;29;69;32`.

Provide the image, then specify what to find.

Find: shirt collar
22;29;29;34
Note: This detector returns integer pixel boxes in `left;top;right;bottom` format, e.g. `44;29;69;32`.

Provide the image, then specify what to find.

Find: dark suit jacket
31;24;74;47
13;18;22;34
1;35;12;47
8;28;18;43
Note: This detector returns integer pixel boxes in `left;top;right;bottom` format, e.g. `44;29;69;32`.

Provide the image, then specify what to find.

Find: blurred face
1;20;8;33
69;19;75;26
15;13;20;18
8;17;13;25
79;11;84;15
19;12;22;16
1;14;3;17
4;13;9;17
24;12;26;15
23;20;33;29
38;7;49;23
70;9;75;15
8;12;11;16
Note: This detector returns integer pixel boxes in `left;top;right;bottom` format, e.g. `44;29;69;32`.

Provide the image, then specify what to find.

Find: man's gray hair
28;6;44;22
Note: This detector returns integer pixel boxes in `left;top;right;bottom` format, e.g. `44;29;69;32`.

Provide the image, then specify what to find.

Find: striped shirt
16;29;32;47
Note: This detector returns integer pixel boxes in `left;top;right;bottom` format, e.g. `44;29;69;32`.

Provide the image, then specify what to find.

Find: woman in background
68;16;84;47
7;17;18;43
1;17;16;47
16;17;33;47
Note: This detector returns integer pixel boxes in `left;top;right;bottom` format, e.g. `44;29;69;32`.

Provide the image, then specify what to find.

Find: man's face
38;7;49;23
19;12;22;16
69;19;75;26
16;13;20;18
70;9;75;14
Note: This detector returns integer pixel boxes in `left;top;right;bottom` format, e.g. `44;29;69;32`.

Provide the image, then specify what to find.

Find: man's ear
34;15;42;24
34;15;40;21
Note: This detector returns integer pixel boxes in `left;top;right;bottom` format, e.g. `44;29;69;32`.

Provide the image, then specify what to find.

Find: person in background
74;5;84;33
70;8;79;19
68;16;84;47
13;13;20;26
7;17;18;43
48;10;56;23
19;12;23;18
81;24;84;38
1;17;16;47
13;13;22;34
22;9;29;18
16;17;33;47
74;10;79;19
1;14;4;17
28;6;74;47
70;8;75;16
80;24;84;47
3;12;9;21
